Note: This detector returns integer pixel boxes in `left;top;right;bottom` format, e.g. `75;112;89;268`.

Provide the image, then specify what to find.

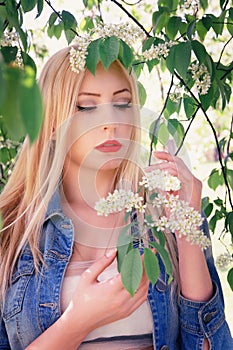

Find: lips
95;140;122;152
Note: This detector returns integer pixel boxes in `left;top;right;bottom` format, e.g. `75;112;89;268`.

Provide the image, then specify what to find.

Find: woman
0;45;232;349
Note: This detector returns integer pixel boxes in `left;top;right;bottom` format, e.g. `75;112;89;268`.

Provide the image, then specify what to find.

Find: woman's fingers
81;249;117;283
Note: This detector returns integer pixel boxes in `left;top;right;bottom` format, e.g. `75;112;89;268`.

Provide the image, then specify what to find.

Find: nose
101;104;119;131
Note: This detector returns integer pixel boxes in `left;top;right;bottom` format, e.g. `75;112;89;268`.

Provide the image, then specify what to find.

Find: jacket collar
44;187;65;222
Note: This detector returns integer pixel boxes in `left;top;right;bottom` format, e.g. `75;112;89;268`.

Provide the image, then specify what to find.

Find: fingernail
105;248;117;258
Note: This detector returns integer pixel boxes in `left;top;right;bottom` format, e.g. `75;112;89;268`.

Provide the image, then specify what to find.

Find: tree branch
175;108;199;156
111;0;151;38
174;71;233;209
148;75;174;165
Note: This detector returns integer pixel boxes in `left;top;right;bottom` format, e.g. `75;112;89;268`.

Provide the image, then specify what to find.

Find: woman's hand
62;249;149;342
146;150;202;212
26;250;149;350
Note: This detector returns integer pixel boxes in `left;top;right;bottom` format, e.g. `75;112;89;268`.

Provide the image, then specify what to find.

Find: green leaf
227;268;233;291
49;12;58;27
199;0;208;10
64;29;76;45
121;249;143;296
174;41;191;79
150;240;173;282
166;16;181;39
19;67;43;143
158;122;169;146
21;52;37;74
164;97;181;118
167;118;184;145
144;248;160;285
117;224;132;272
187;20;196;40
118;40;134;69
0;67;25;141
62;10;77;31
207;169;224;190
0;64;5;107
53;22;63;39
36;0;44;18
166;45;176;74
151;227;166;247
86;38;101;75
21;0;37;13
183;94;197;119
99;36;120;70
199;85;214;111
152;8;169;34
196;19;208;40
149;120;159;147
137;81;147;106
1;46;18;64
227;169;233;190
212;11;226;36
227;9;233;35
191;40;207;64
202;197;213;218
80;16;94;32
227;211;233;236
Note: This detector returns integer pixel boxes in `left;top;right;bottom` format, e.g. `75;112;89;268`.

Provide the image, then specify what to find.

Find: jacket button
160;346;169;350
203;312;213;324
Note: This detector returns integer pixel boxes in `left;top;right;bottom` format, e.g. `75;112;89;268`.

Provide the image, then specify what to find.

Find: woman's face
64;62;136;174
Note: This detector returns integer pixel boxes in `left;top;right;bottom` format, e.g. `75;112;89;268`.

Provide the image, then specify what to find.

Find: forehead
79;62;131;93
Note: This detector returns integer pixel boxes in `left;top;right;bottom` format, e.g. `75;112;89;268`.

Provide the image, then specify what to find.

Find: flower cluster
69;35;91;73
181;0;199;14
139;169;181;192
0;29;23;69
169;90;182;103
189;63;211;95
0;29;19;47
94;189;145;216
216;252;233;269
95;169;211;249
143;41;175;61
69;22;144;73
93;22;144;47
145;193;210;249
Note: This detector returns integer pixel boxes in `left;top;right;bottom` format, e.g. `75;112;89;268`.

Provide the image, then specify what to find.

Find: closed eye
76;105;97;112
113;102;132;109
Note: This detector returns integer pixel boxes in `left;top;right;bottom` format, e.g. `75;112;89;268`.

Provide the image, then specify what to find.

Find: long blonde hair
0;46;143;301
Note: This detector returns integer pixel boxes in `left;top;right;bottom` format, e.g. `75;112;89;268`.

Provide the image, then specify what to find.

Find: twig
175;107;199;156
44;0;79;37
174;71;233;210
217;36;233;68
111;0;151;38
148;75;174;165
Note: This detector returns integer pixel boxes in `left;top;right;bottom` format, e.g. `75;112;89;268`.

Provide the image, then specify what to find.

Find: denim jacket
1;189;232;349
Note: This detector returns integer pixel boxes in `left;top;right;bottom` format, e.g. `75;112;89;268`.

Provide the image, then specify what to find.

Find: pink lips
95;140;122;152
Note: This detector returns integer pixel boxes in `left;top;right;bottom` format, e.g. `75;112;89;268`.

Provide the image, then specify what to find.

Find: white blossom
216;253;233;269
143;41;176;61
139;169;181;192
189;63;211;95
181;0;199;14
93;22;144;46
94;189;144;216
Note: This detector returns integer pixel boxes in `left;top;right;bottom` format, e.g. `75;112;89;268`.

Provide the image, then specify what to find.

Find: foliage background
0;0;232;330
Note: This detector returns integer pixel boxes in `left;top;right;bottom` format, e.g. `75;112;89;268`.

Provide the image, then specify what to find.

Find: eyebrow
78;88;131;97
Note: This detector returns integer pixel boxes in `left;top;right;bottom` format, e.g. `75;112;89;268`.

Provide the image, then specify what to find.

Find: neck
62;161;117;209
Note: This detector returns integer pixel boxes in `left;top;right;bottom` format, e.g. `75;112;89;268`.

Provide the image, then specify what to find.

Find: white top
61;259;154;349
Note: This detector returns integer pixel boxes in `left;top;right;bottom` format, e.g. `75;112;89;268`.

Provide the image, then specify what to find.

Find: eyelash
76;102;132;112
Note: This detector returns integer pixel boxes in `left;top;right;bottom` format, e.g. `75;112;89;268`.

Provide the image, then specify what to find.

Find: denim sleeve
179;216;233;349
0;313;10;349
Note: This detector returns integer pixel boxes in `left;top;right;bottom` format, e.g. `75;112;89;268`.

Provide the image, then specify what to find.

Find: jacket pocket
2;247;35;321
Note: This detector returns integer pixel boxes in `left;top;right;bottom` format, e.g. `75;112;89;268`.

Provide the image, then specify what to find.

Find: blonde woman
0;45;232;350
